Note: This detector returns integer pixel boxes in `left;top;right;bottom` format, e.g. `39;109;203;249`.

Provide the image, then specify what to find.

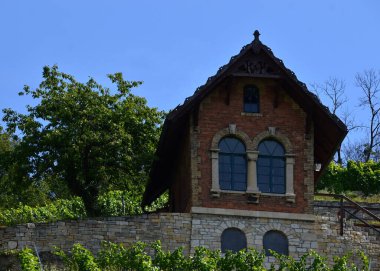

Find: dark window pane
233;182;247;191
257;140;286;194
244;103;258;113
219;138;245;154
244;85;259;113
273;159;285;167
263;231;288;256
272;185;285;194
219;137;247;191
258;184;270;193
221;228;247;253
272;176;285;185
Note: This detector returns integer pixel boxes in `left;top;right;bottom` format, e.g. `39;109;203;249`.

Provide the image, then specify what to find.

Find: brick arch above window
211;126;254;151
252;130;293;153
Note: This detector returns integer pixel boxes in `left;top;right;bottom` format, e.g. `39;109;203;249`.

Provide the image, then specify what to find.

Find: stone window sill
211;189;295;203
241;112;263;117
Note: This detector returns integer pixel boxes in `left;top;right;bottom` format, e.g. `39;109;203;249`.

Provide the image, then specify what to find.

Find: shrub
51;241;371;271
317;160;380;195
18;247;40;271
0;197;86;226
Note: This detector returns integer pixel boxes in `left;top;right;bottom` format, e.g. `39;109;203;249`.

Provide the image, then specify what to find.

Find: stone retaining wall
314;201;380;219
0;211;379;269
0;213;192;255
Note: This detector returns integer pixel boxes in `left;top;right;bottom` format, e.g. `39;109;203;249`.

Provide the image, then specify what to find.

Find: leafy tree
2;66;164;215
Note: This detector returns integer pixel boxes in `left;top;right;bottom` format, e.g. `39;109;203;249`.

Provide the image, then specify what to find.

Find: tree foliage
317;160;380;195
0;197;86;226
2;66;164;215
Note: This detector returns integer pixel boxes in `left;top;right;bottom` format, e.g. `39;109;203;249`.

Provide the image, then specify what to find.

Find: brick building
138;31;379;257
142;31;347;215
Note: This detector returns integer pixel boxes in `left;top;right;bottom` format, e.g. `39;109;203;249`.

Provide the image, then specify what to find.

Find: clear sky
1;1;379;145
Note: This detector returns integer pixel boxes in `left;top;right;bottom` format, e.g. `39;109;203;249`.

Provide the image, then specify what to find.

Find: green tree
2;66;164;215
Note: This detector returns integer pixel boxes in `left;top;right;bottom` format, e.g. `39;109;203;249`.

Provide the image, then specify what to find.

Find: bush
51;241;370;271
97;190;168;217
18;247;40;271
317;160;380;195
0;197;86;226
0;189;168;226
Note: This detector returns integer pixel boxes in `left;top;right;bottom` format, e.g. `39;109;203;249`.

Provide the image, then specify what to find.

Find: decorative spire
253;30;260;41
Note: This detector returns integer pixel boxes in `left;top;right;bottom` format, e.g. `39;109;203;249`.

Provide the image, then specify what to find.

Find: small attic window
243;85;259;113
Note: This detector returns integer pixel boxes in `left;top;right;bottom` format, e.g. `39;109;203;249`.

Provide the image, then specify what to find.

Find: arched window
219;137;247;191
221;228;247;253
243;85;260;113
263;230;289;256
257;140;285;194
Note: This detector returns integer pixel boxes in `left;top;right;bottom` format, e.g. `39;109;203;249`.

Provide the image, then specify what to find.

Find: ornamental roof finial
253;30;260;41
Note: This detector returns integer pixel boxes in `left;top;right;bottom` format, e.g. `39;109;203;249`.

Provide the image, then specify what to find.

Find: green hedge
0;190;168;226
18;241;370;271
0;197;86;226
317;160;380;195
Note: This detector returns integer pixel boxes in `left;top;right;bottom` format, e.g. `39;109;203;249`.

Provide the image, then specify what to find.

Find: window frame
257;140;286;194
218;137;247;191
243;85;260;113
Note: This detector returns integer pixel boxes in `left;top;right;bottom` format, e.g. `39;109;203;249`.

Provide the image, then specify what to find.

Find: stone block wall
0;213;192;255
0;211;379;269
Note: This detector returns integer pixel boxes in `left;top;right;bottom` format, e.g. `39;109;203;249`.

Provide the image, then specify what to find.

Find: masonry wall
0;211;378;269
192;77;314;213
0;214;192;255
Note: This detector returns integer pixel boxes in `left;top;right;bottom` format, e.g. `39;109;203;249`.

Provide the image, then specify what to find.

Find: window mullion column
210;149;220;196
285;154;295;202
246;151;260;194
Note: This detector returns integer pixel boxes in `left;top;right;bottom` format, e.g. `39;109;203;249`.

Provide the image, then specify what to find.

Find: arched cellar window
243;85;260;113
219;137;247;191
263;230;289;256
257;140;285;194
221;228;247;253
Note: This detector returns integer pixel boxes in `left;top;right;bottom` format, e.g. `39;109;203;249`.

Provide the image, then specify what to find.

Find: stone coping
191;207;316;221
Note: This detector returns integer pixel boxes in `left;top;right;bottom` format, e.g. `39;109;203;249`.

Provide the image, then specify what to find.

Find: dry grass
314;191;380;203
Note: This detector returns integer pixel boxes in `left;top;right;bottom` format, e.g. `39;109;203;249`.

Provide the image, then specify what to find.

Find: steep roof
142;31;347;207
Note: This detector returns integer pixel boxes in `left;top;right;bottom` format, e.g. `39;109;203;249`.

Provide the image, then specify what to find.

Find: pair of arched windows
218;137;285;194
221;227;288;256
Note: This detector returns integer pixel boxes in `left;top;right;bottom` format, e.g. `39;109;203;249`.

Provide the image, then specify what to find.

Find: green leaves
1;65;164;215
0;190;168;226
50;242;372;271
0;197;86;226
317;160;380;195
18;247;41;271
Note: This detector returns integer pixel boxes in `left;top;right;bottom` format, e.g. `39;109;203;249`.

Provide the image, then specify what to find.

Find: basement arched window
263;230;289;256
221;228;247;253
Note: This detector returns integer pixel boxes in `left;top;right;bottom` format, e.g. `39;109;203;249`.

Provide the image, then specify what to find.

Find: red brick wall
193;77;313;213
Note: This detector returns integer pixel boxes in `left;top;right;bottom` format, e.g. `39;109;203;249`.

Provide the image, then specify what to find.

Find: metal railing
314;193;380;235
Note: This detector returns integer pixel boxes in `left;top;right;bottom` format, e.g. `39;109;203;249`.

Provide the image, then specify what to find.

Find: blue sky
1;1;379;145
